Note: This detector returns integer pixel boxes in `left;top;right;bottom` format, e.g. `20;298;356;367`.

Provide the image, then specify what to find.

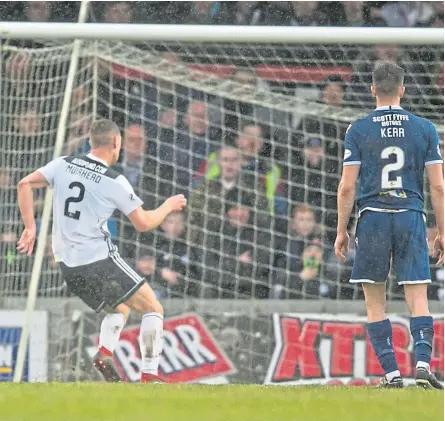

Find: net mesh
0;38;443;380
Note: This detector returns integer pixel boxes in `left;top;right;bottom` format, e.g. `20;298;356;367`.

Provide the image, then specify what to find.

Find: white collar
221;179;236;190
374;105;403;111
87;153;108;167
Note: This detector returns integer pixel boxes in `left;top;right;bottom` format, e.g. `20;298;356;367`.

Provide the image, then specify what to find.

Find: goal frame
2;21;442;383
1;23;443;45
9;3;92;383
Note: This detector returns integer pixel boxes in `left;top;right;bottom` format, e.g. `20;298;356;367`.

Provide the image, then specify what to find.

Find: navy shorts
350;210;431;285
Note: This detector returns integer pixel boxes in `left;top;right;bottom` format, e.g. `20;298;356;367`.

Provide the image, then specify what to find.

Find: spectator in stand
290;137;337;243
274;203;343;300
155;53;190;113
230;2;296;26
19;1;79;23
66;87;93;155
363;2;390;26
108;52;189;138
159;109;178;130
275;204;321;267
274;240;325;299
233;1;256;24
209;67;289;143
115;123;168;208
365;1;439;27
235;123;286;215
143;53;190;138
298;75;348;181
8;108;51;221
3;52;32;122
188;145;271;298
342;1;365;26
136;211;196;298
425;2;444;27
22;1;51;22
12;108;46;175
119;124;146;186
244;2;294;26
114;124;169;256
102;1;134;23
4;51;63;132
134;251;158;293
194;122;287;215
159;101;220;192
320;75;346;107
290;1;320;25
290;1;346;26
184;1;236;25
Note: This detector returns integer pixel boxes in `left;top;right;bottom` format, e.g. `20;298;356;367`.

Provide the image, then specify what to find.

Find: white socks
385;370;401;382
386;364;430;382
139;312;164;375
99;312;126;354
416;361;430;372
99;311;164;376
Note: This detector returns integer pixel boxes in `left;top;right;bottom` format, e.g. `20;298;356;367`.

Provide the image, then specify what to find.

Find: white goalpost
1;22;443;45
0;22;443;384
11;1;91;383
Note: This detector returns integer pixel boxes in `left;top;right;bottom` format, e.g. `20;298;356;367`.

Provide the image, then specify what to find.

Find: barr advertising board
87;313;236;384
0;311;48;382
81;311;443;385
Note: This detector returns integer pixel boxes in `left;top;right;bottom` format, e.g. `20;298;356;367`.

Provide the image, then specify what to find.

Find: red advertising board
89;313;235;383
265;314;444;386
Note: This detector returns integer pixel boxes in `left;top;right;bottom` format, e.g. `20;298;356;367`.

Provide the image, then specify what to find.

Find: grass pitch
0;383;442;421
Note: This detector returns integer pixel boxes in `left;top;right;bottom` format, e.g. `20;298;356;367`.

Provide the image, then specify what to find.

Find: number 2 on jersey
64;181;85;220
381;146;404;189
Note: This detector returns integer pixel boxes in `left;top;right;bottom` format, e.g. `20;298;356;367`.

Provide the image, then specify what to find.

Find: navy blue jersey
344;105;443;214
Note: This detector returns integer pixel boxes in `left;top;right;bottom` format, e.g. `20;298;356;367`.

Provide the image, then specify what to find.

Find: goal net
0;35;443;383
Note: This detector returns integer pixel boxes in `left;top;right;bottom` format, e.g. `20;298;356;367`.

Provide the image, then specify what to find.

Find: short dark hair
372;61;404;97
89;119;120;147
321;75;345;92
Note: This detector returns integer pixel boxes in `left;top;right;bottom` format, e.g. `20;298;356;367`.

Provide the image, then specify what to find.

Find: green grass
0;383;442;421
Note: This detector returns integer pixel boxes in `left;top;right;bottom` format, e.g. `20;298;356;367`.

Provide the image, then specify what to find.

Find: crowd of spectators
0;1;443;27
0;1;443;301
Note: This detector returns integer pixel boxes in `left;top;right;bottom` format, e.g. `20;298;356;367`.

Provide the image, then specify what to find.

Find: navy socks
410;316;434;369
367;319;399;376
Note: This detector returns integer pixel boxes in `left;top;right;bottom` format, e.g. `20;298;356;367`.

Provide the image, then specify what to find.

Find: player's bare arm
426;163;444;266
17;170;50;256
335;164;360;262
128;194;187;232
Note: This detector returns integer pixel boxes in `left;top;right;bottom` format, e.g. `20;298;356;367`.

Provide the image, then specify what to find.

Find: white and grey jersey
38;153;143;267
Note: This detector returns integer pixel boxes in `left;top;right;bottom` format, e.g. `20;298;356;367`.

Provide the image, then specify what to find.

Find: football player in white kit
16;119;186;383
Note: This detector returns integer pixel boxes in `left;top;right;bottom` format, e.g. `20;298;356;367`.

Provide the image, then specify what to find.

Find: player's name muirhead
71;158;108;174
66;163;103;183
